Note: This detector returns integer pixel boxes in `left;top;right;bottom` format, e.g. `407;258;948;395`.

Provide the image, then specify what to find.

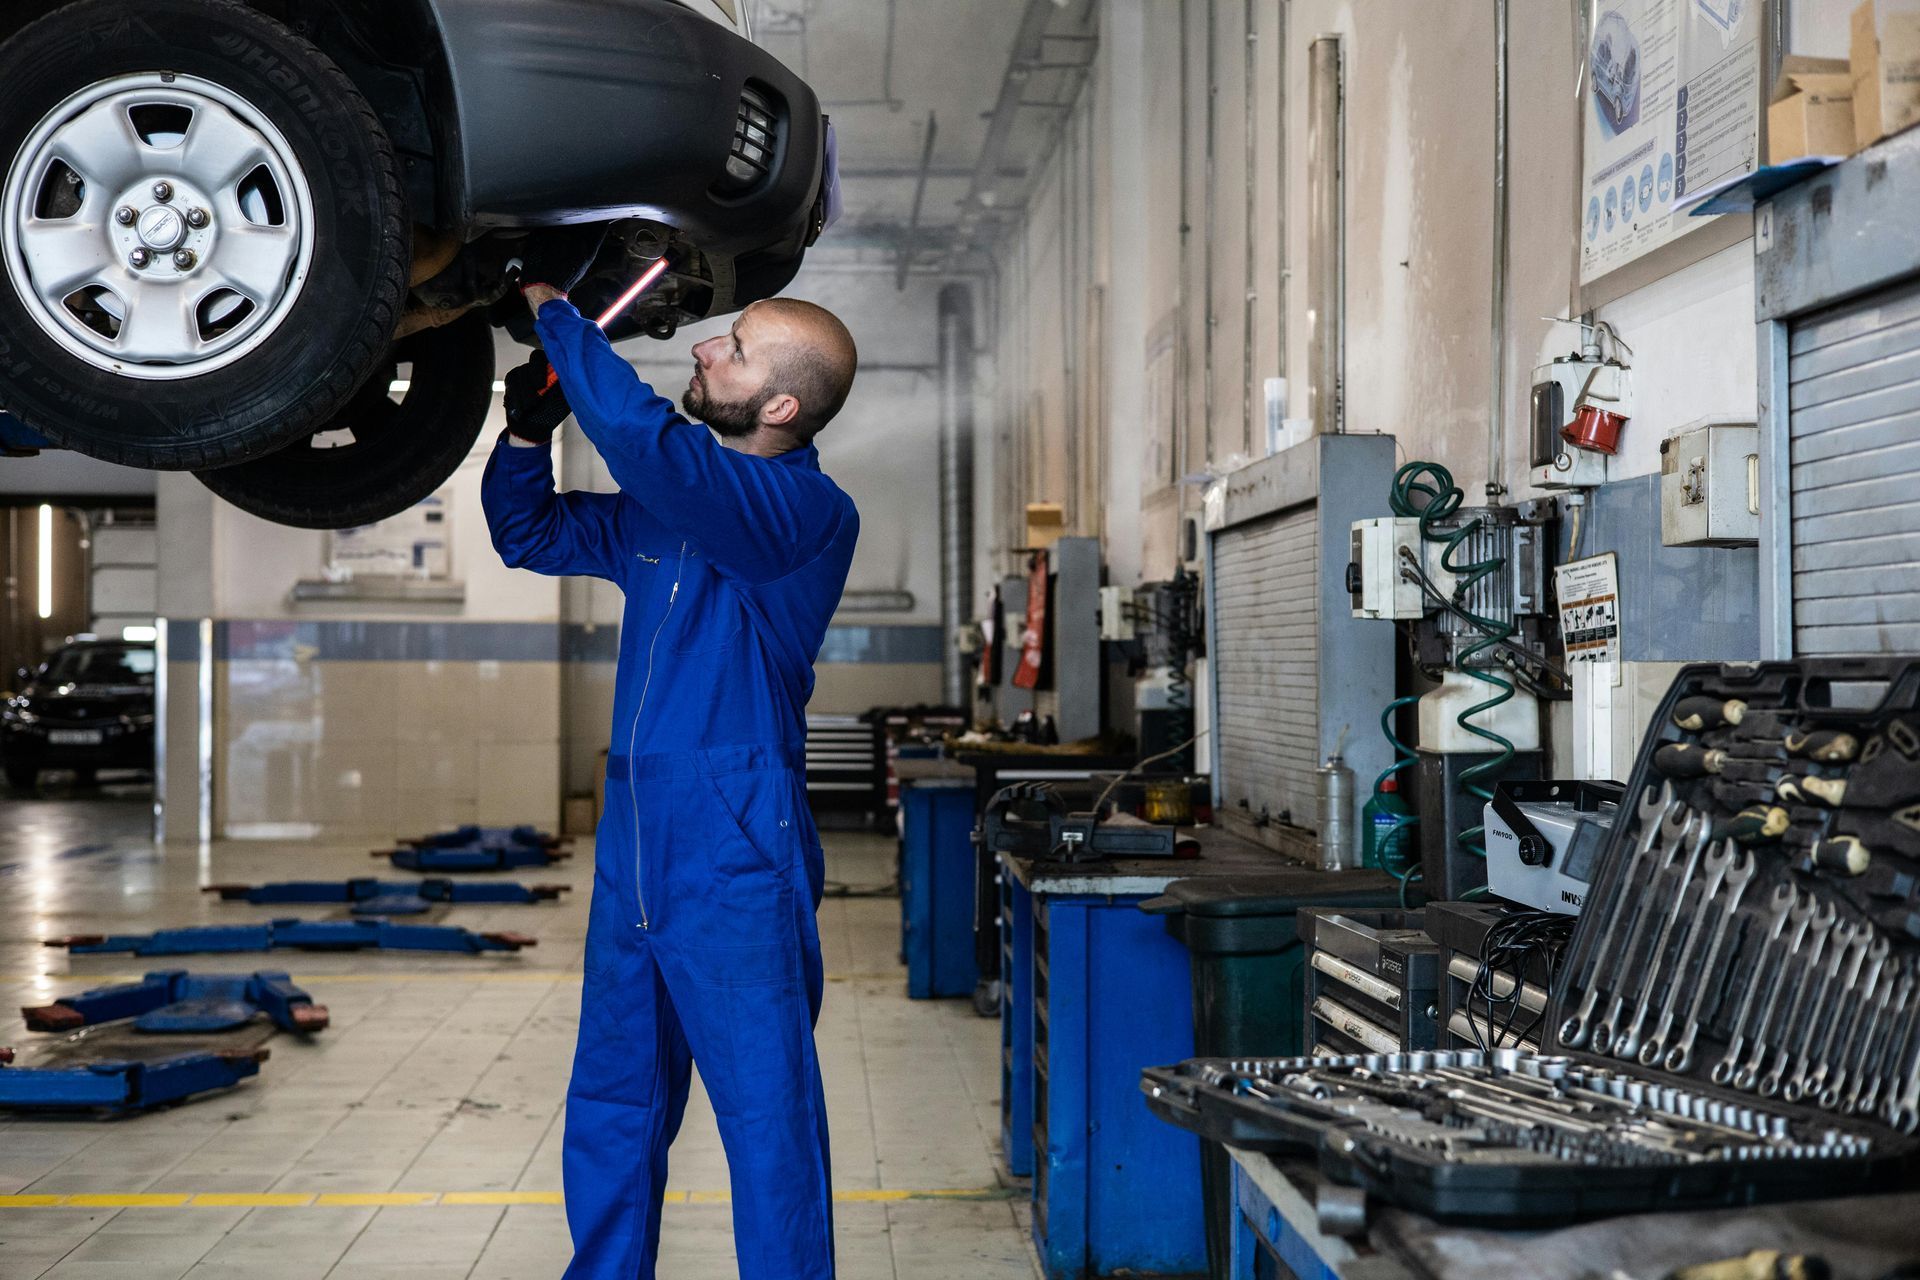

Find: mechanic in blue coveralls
483;236;860;1280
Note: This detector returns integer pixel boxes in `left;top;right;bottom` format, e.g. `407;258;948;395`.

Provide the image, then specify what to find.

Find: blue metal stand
1231;1162;1339;1280
48;919;536;956
23;970;327;1034
900;782;980;999
0;413;51;454
0;1046;267;1114
208;878;569;915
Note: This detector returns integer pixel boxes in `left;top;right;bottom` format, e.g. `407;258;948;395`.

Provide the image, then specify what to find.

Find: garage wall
156;365;566;841
981;0;1777;782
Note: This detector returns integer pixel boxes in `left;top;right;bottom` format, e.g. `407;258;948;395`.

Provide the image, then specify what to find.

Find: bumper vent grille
716;85;780;197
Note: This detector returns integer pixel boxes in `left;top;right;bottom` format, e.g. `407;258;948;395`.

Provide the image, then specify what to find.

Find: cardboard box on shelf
1852;0;1920;149
1769;56;1855;164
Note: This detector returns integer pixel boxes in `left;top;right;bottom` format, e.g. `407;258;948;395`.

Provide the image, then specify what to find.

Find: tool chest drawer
1143;659;1920;1224
1300;909;1440;1056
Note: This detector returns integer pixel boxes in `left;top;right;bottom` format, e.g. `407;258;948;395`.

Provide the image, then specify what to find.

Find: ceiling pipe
897;112;939;292
1488;0;1511;498
937;283;977;708
1306;35;1344;436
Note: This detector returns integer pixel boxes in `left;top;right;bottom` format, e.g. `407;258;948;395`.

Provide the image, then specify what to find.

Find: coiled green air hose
1387;461;1518;863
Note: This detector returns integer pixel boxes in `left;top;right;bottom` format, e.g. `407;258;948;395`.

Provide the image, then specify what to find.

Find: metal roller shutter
1788;279;1920;656
1212;505;1320;825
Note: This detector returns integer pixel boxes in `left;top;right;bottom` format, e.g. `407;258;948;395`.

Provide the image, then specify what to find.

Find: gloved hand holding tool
504;350;573;445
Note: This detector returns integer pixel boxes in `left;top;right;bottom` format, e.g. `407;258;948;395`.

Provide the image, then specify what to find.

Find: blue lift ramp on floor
207;877;569;915
23;970;328;1035
46;919;537;957
378;825;573;873
0;1045;267;1114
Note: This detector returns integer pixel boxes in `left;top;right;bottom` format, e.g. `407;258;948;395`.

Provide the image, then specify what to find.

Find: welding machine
1483;779;1623;914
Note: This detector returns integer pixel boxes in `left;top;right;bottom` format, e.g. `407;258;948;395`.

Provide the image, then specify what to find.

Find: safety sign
1556;553;1621;664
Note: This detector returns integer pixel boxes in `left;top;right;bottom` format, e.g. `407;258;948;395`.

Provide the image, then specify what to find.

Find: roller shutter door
1788;279;1920;655
90;523;157;638
1212;505;1319;825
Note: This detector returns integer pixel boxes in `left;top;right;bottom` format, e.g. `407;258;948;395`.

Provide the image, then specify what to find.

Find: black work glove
515;224;610;296
504;351;571;444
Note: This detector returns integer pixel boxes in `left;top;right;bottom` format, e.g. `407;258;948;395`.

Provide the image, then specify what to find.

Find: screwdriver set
1142;659;1920;1223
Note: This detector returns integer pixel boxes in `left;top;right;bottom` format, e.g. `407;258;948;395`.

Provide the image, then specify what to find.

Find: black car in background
2;637;156;791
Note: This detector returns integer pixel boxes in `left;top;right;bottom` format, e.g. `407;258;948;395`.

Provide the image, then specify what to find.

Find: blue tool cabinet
1000;866;1035;1177
999;852;1209;1279
899;781;980;999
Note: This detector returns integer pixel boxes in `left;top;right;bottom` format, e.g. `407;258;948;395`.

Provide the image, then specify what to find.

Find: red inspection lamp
537;256;674;394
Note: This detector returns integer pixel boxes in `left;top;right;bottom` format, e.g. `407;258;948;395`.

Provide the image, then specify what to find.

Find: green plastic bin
1141;869;1402;1280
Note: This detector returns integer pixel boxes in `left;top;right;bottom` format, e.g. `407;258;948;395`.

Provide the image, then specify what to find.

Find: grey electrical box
1660;420;1759;547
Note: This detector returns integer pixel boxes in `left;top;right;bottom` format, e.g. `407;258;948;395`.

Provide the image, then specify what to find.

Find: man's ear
760;393;802;428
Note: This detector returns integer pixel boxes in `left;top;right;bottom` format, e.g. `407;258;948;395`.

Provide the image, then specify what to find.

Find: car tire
4;763;37;793
196;313;497;530
0;0;409;470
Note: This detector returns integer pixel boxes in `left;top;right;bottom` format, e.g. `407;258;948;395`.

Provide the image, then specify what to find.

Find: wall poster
326;493;452;580
1578;0;1762;287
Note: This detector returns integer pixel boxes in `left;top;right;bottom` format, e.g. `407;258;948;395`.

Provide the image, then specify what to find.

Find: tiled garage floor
0;783;1039;1279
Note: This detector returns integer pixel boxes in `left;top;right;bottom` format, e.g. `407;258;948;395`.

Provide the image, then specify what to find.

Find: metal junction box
1348;517;1424;620
1660;421;1759;547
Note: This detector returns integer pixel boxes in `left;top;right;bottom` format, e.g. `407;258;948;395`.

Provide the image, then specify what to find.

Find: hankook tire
0;0;408;469
196;312;496;530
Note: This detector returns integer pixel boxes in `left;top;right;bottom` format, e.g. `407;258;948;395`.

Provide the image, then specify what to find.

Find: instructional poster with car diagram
1579;0;1760;286
1556;553;1622;664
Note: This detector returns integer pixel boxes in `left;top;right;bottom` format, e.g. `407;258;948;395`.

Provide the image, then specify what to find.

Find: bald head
748;298;859;441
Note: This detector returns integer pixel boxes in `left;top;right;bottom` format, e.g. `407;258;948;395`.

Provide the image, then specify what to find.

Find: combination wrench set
1143;660;1920;1223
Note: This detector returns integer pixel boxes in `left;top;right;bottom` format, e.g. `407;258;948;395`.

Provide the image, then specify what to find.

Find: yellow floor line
0;1187;1012;1210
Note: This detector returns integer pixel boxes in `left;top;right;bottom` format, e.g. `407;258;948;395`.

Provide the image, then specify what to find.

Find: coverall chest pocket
670;564;741;655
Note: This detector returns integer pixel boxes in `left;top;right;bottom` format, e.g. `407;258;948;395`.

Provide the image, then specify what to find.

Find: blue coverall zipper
627;541;688;929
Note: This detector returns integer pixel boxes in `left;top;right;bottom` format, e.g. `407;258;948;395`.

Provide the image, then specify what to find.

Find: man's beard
686;378;776;439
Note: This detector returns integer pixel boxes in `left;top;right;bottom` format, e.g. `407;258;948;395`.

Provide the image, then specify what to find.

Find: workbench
958;749;1138;991
998;827;1396;1280
1224;1145;1920;1279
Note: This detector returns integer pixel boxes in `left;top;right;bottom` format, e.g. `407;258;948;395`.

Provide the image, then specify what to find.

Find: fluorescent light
122;625;158;642
36;504;52;620
492;381;506;393
389;380;412;395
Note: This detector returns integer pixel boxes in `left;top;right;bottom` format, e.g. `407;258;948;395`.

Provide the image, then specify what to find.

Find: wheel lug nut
152;181;173;203
186;207;209;229
115;206;137;226
172;249;196;270
129;248;150;269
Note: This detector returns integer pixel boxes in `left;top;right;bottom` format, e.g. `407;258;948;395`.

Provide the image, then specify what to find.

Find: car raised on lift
0;0;834;528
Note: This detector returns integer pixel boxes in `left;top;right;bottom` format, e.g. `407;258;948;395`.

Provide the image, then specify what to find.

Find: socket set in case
1143;659;1920;1223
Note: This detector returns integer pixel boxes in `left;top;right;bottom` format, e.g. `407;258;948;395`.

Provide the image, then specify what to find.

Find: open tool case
1143;658;1920;1224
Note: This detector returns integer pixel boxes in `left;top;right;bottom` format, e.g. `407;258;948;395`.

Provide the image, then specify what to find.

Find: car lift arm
46;920;536;957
